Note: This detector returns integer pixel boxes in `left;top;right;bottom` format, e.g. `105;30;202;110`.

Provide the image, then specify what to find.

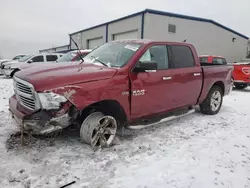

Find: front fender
45;77;127;108
45;75;130;119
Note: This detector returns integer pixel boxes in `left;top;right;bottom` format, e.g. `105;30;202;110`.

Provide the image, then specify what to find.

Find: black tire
234;83;248;90
199;86;223;115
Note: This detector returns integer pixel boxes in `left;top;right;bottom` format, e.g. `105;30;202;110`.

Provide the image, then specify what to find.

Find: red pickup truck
199;55;227;64
232;60;250;89
9;40;233;148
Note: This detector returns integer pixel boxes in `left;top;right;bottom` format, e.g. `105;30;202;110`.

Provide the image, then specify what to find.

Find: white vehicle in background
2;53;63;77
3;49;92;77
12;54;27;61
0;54;26;63
0;54;26;75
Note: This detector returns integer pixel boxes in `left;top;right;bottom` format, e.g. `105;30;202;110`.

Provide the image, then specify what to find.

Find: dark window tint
46;55;58;62
139;45;168;69
168;24;176;33
199;57;208;63
169;46;195;68
31;55;44;62
212;57;227;65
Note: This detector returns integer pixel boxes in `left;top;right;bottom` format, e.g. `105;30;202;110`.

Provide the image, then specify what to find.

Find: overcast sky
0;0;249;58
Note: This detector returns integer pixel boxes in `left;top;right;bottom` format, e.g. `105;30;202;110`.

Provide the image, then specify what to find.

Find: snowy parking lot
0;76;250;188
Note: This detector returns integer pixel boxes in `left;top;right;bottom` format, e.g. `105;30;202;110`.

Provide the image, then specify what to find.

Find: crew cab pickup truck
9;40;233;148
232;60;250;89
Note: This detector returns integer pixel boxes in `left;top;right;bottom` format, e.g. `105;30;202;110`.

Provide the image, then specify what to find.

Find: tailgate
233;64;250;83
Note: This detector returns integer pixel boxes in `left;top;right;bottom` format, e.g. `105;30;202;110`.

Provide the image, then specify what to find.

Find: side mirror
27;60;33;63
133;61;158;72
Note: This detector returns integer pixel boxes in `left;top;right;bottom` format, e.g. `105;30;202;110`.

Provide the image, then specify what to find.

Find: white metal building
67;9;249;63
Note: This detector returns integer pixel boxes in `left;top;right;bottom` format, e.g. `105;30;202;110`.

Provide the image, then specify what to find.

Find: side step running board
127;109;195;130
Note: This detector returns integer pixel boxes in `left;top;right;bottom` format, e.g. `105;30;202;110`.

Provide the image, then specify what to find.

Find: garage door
113;30;138;40
88;37;104;49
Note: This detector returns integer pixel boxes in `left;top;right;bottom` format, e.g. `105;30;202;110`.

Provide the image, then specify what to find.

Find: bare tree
247;52;250;58
247;40;250;58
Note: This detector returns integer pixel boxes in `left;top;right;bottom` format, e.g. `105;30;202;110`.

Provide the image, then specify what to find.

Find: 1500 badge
133;89;145;96
122;89;145;96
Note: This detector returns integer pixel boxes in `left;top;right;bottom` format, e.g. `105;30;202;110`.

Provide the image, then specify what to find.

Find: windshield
18;55;33;62
57;51;77;62
83;42;142;67
13;55;25;60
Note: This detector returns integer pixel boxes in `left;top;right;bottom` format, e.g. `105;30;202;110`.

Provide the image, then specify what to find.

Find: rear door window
31;55;44;62
169;45;195;68
46;55;58;62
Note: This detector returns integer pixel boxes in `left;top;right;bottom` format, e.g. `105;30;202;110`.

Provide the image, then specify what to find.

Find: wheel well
212;81;225;95
79;100;127;126
10;69;20;77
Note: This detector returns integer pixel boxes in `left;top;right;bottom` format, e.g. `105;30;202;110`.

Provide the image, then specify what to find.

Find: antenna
70;36;84;64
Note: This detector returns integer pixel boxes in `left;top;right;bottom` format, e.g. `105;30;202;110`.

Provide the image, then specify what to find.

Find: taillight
242;67;250;75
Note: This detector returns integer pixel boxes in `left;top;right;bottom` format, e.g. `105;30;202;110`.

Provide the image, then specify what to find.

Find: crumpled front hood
15;62;118;91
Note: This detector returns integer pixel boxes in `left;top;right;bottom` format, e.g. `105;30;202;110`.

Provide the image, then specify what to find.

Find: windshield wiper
90;56;108;67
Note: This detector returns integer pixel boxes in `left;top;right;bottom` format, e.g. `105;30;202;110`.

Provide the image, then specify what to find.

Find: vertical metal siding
144;13;248;63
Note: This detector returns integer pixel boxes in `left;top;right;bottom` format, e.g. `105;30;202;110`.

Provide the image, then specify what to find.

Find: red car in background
232;59;250;89
57;49;92;62
199;55;228;65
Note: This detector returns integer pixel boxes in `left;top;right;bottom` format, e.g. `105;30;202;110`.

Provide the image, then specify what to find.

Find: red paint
199;55;227;64
232;63;250;83
72;51;91;61
10;40;233;124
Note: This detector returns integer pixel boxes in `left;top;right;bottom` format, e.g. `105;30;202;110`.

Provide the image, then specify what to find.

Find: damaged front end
9;76;79;135
21;103;77;135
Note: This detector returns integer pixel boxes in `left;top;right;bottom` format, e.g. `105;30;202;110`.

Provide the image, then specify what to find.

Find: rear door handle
162;76;172;80
193;73;201;76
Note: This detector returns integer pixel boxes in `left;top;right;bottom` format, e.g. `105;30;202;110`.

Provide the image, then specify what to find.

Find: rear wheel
200;86;223;115
234;83;248;90
80;112;117;148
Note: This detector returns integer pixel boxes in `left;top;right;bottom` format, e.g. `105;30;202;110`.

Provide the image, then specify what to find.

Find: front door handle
162;76;172;80
193;73;201;76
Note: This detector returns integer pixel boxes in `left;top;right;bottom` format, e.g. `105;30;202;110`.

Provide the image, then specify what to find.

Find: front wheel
200;86;223;115
80;112;117;148
234;83;248;90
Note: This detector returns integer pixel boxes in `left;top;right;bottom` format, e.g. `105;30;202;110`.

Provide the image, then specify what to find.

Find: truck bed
198;64;233;104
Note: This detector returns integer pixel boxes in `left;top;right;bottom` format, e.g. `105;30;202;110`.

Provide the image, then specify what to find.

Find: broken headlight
38;92;67;110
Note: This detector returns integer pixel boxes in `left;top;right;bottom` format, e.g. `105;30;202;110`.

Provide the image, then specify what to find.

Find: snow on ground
0;76;250;188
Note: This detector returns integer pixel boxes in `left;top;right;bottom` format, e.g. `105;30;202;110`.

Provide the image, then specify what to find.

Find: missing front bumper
9;110;71;135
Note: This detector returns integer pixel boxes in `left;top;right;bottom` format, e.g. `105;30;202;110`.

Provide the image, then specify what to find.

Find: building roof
70;9;248;40
40;44;70;52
